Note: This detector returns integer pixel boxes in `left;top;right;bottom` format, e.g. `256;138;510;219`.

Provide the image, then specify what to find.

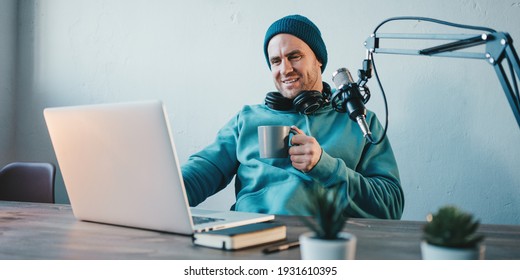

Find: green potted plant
294;185;356;260
421;205;485;260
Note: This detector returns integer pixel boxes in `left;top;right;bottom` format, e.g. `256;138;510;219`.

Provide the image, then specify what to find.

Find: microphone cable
367;51;388;145
372;16;496;34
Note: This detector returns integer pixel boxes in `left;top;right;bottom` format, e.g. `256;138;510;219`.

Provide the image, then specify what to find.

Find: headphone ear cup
293;91;326;115
265;91;293;111
265;82;331;113
322;81;332;99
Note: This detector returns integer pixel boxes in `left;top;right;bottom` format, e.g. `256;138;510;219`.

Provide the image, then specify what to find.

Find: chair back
0;162;56;203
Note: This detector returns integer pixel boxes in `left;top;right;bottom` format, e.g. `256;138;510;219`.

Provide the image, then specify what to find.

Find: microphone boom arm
364;31;520;128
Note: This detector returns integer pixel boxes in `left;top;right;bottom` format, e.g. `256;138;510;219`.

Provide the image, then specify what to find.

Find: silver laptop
44;100;274;235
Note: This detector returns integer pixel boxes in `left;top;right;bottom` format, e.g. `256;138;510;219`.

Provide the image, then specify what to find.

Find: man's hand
289;126;322;173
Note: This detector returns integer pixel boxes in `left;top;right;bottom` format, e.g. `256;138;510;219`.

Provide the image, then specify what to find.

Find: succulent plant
423;205;484;248
297;185;349;240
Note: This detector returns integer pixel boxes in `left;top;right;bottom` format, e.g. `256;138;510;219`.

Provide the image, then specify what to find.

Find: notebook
192;222;287;250
43;100;274;235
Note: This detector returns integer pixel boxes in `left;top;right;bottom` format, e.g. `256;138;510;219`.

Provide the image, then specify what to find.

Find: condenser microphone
332;68;373;142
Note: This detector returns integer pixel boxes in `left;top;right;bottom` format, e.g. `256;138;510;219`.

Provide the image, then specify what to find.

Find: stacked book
192;222;286;250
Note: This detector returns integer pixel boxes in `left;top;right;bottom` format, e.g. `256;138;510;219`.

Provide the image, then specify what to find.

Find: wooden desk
1;201;519;259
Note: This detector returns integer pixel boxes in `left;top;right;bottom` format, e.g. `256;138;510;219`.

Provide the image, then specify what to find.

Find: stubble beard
276;73;320;100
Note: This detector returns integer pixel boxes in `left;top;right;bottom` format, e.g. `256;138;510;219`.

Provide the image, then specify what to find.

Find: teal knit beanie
263;15;327;73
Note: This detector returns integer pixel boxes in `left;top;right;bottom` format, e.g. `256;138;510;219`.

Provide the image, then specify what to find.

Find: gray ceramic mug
258;125;293;158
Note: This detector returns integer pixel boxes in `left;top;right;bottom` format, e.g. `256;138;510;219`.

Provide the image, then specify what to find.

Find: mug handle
288;126;300;147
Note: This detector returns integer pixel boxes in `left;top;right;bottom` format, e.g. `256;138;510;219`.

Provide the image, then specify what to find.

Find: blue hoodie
181;103;404;219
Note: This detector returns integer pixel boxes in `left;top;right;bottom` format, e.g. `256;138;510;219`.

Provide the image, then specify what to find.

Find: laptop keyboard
192;216;225;225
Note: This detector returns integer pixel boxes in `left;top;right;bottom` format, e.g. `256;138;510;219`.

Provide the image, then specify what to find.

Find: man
181;15;404;219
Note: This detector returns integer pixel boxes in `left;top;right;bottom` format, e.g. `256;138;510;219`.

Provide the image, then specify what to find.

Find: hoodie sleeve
181;114;240;206
306;115;404;219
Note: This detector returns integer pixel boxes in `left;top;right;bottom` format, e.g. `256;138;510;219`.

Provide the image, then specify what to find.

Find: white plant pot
420;241;485;260
299;232;357;260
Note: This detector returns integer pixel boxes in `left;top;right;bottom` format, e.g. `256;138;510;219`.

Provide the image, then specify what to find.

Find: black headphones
264;82;332;115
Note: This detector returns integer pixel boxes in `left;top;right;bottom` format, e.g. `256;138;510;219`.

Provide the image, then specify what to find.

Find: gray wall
2;0;519;224
0;0;17;163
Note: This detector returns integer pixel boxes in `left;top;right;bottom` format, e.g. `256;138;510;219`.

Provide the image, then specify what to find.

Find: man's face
267;34;323;99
